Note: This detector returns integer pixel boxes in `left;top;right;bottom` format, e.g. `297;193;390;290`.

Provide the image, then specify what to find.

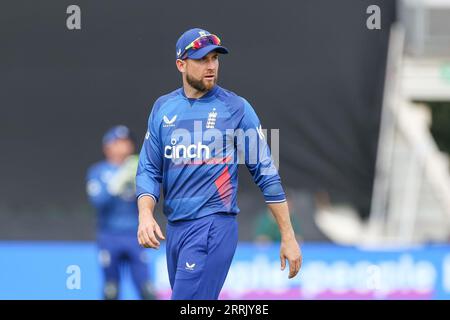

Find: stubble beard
186;73;217;93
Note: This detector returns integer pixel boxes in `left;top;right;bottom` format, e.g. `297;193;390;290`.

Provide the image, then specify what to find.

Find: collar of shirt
180;85;219;103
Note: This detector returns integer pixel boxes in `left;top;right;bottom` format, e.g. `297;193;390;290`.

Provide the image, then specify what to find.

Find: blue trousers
166;213;238;300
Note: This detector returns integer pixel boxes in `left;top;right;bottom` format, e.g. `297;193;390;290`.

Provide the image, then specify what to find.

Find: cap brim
187;45;229;60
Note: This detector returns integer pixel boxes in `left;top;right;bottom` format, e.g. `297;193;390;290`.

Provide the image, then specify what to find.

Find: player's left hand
280;238;302;279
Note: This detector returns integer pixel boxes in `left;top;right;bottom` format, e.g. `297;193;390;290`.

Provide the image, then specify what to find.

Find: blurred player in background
86;125;156;300
136;28;302;300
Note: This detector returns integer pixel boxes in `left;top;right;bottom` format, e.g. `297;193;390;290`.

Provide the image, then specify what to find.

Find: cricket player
86;125;156;300
136;28;302;300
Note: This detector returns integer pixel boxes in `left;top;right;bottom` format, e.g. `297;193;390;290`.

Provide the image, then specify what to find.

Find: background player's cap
176;28;229;60
102;125;133;145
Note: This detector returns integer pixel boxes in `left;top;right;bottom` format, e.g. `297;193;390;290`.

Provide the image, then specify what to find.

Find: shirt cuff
137;193;157;203
265;198;287;204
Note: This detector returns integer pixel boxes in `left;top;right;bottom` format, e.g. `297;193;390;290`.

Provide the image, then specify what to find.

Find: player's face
181;51;219;92
104;138;134;164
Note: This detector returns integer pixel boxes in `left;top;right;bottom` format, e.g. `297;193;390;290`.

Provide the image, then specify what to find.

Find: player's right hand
137;214;165;249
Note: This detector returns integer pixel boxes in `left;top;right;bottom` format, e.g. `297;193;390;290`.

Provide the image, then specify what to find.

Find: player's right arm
137;195;164;249
136;103;165;249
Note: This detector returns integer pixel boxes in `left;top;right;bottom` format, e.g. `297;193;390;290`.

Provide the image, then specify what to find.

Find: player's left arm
267;201;302;279
237;98;302;279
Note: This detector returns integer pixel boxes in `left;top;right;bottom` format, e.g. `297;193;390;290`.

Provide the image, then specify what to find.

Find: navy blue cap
102;125;132;145
176;28;229;60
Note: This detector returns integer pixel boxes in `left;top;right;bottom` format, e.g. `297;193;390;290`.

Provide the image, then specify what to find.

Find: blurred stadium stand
317;0;450;246
366;0;450;245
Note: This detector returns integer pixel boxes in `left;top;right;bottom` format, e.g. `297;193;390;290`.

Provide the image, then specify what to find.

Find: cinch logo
164;138;210;159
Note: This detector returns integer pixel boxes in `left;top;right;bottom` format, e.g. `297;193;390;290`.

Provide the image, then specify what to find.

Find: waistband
168;212;236;226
